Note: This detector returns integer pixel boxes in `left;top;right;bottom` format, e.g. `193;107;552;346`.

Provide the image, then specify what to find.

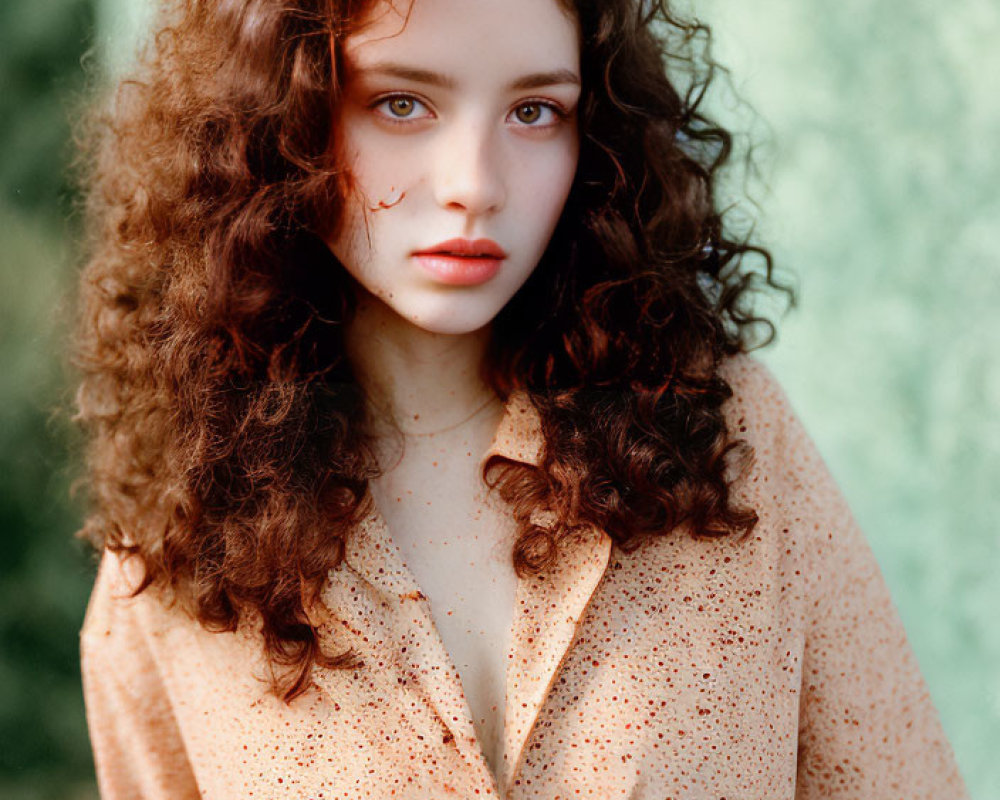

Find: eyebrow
354;62;581;91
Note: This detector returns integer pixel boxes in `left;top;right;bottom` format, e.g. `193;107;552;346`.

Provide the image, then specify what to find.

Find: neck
345;288;498;437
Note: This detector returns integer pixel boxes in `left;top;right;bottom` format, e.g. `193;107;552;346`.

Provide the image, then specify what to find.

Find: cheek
330;142;413;260
339;118;418;205
517;143;578;225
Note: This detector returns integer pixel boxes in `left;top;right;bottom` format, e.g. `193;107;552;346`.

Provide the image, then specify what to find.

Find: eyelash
369;93;569;129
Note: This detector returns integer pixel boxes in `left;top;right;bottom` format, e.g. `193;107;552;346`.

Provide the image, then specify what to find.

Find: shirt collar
312;389;613;792
476;387;544;475
341;388;546;599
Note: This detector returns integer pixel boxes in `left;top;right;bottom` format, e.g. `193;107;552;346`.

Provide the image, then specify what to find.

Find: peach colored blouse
80;356;968;798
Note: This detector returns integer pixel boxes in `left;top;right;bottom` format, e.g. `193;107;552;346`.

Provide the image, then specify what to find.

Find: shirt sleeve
794;499;968;798
80;549;202;799
733;362;970;799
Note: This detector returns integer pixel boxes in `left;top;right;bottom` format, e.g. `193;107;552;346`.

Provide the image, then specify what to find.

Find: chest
368;445;520;778
173;527;806;800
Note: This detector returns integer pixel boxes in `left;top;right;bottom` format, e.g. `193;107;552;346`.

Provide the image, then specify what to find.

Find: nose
433;118;505;217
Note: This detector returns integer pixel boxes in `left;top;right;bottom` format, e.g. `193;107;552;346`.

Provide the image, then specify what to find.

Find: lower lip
413;254;503;286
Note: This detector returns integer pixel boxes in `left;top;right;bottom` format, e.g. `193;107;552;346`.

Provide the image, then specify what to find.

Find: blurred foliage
0;0;94;219
0;1;100;799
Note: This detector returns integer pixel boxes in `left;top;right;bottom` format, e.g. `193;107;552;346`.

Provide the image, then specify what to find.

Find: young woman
75;0;968;797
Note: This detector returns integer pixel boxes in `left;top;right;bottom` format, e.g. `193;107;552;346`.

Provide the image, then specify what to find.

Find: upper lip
413;238;507;258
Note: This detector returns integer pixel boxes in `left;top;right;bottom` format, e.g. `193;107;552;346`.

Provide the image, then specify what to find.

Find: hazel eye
372;94;430;122
387;97;416;117
510;102;563;127
515;104;542;124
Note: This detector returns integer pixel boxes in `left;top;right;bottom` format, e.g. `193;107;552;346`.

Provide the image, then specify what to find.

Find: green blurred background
0;0;996;797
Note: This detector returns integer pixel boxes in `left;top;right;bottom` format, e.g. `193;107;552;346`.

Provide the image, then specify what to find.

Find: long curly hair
72;0;791;701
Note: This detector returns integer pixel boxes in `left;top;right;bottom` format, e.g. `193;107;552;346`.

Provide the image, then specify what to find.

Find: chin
397;298;501;336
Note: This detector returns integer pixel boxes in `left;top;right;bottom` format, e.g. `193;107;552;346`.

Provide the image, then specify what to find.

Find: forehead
343;0;580;76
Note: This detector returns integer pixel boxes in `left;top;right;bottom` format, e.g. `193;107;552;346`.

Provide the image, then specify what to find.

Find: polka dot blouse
80;356;968;798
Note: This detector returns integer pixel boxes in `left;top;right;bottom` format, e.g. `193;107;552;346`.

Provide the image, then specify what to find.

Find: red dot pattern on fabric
79;356;968;798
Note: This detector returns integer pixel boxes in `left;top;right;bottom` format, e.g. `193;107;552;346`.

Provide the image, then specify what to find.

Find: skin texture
331;0;581;437
328;0;581;337
327;0;583;774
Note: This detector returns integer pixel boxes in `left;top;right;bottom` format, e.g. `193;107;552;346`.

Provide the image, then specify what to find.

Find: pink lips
412;238;507;286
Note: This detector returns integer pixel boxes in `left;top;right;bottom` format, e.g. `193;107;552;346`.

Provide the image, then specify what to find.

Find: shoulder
713;354;863;607
80;550;178;659
718;353;840;508
718;352;797;441
80;549;244;661
81;548;270;700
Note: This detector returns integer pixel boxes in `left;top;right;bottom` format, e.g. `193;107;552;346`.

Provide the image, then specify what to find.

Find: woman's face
327;0;581;335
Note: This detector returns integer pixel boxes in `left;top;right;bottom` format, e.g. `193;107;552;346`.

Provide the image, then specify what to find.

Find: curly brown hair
72;0;791;701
